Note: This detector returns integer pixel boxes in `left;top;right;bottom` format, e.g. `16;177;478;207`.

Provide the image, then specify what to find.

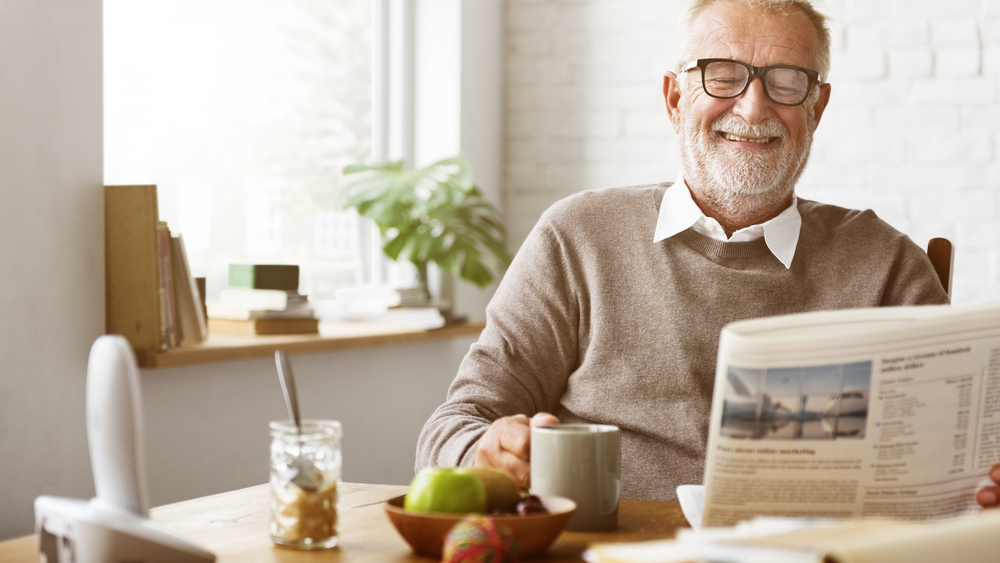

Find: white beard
679;100;815;223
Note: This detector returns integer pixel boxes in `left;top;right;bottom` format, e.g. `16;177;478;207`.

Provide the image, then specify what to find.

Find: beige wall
0;0;105;541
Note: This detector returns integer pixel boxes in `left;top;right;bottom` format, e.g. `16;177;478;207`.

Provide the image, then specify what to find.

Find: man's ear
811;82;832;128
663;72;683;133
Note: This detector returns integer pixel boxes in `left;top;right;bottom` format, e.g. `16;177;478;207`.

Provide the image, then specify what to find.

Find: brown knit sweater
415;184;949;501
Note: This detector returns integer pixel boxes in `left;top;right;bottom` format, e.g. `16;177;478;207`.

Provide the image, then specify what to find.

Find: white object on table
33;335;215;563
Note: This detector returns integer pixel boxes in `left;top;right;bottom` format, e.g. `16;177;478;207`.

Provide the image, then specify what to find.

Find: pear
468;467;522;513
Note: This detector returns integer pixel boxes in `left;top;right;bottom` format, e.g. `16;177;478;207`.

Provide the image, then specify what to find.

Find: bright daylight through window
105;0;374;302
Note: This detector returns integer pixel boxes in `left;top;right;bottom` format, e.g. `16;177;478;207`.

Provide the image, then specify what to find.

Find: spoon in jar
275;349;322;492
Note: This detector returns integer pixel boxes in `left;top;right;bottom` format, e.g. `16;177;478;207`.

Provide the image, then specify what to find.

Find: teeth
723;133;771;143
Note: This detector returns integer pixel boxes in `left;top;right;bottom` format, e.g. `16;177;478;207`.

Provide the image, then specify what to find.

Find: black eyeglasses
680;58;821;106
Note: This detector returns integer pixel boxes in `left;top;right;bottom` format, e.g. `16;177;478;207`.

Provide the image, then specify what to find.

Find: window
105;0;377;300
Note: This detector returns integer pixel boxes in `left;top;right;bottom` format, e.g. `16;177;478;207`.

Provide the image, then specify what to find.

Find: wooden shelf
135;320;485;369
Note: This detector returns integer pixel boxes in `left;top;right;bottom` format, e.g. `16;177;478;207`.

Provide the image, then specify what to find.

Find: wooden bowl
383;494;576;558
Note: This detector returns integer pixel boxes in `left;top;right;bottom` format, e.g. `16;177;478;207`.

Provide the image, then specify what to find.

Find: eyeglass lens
702;61;811;105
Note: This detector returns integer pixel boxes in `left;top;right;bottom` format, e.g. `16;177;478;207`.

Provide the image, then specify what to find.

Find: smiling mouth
721;132;775;144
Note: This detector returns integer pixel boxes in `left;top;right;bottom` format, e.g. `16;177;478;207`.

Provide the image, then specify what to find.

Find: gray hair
675;0;832;82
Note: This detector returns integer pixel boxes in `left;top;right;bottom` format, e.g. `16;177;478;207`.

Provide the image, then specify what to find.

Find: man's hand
473;412;559;488
977;464;1000;510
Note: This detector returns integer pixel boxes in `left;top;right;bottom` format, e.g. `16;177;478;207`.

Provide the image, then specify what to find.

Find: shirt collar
653;171;802;269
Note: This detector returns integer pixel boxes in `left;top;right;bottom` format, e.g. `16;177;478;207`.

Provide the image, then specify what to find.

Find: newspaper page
701;304;1000;527
585;509;1000;563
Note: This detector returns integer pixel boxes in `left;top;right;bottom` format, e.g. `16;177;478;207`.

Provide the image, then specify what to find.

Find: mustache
710;115;788;139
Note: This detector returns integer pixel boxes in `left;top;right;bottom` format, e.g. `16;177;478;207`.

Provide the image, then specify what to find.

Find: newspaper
584;510;1000;563
701;303;1000;528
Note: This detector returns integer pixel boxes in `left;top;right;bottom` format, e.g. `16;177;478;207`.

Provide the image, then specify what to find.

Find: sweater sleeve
415;213;582;471
880;235;951;307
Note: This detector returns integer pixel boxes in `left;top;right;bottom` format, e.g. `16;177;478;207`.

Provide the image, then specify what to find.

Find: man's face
667;3;831;221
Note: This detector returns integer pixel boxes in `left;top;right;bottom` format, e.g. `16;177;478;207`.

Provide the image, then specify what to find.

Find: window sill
135;320;485;369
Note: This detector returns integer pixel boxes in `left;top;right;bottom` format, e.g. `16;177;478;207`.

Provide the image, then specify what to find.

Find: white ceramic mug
530;424;621;531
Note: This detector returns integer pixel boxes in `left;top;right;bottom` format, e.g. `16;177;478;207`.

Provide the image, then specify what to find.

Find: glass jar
269;419;342;549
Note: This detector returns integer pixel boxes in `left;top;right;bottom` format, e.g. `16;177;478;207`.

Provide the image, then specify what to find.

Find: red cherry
515;496;548;515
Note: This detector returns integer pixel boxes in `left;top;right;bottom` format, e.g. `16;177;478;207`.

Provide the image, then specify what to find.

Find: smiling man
416;0;953;501
666;0;830;243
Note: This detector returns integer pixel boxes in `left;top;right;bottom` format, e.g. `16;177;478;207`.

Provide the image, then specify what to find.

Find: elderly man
416;0;955;502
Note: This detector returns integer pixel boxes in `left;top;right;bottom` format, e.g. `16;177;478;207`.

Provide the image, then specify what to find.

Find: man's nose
731;76;772;124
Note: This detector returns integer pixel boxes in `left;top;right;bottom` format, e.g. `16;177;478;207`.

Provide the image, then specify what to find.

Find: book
105;185;167;352
217;287;310;311
206;304;316;321
228;264;300;291
195;277;207;320
156;222;178;349
207;317;319;336
170;234;207;344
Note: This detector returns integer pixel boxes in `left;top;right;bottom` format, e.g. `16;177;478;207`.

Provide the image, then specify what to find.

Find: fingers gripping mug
530;424;621;531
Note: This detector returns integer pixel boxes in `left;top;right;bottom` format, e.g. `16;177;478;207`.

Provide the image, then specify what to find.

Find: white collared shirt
652;172;801;269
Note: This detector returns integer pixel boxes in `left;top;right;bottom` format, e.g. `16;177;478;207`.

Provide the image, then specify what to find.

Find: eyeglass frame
679;58;822;107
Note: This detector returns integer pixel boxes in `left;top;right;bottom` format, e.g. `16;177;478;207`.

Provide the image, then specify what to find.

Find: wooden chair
926;238;953;298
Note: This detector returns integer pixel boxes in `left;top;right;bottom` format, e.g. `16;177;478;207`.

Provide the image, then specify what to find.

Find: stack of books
207;264;319;335
105;185;208;352
158;224;208;349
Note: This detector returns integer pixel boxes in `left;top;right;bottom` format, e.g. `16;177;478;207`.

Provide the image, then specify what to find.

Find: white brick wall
504;0;1000;303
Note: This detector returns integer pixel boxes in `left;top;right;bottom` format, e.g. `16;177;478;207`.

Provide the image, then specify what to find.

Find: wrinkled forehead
687;3;820;70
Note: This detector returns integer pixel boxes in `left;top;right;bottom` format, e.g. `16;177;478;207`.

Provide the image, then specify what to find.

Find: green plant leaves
340;156;512;288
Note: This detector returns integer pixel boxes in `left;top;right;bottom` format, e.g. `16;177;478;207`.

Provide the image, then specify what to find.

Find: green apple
404;467;488;514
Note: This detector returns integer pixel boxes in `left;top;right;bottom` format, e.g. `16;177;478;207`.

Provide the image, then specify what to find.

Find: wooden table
0;483;688;562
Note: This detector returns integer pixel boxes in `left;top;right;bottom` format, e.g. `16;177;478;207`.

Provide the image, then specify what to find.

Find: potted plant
340;156;512;303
